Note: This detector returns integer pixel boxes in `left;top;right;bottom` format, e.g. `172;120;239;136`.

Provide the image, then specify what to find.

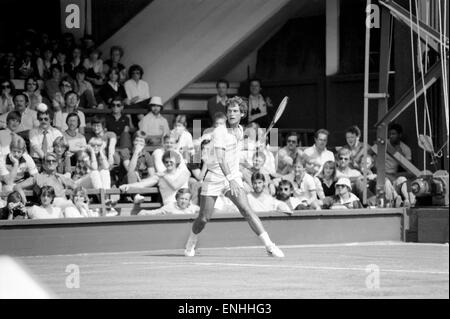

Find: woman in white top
28;185;64;219
172;115;194;160
124;64;150;104
64;186;99;218
83;48;104;87
120;150;190;205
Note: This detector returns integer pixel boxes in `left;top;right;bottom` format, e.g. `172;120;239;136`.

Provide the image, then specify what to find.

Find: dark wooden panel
417;208;449;243
0;209;404;256
92;0;153;44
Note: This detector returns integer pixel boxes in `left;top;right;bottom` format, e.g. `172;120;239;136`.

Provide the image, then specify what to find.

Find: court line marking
17;241;449;259
186;262;450;275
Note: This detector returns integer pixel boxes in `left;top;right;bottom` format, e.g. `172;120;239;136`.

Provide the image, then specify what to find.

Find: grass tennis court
18;242;449;299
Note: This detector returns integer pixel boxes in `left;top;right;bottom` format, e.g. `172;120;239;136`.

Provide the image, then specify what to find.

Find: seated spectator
28;185;64;219
91;116;117;168
103;46;127;84
73;67;97;108
207;79;229;124
335;148;362;181
44;65;63;103
247;78;273;127
0;111;22;156
64;186;99;218
242;151;276;195
275;180;304;211
15;49;36;79
86;137;112;190
138;96;170;145
53;91;86;135
72;148;108;191
339;125;370;170
0;136;39;193
172;115;194;160
247;172;291;214
83;48;104;87
0;51;16;80
52;137;71;178
371;123;413;182
303;129;335;174
67;46;83;78
98;67;128;108
304;155;325;199
36;47;55;80
62;112;87;156
120;150;190;206
317;160;337;197
275;132;303;175
153;133;188;173
15;152;75;209
122;131;155;191
1;80;15;115
24;76;46;110
54;50;70;77
51;76;75;111
124;64;150;105
105;97;132;149
29;105;63;168
0;191;28;220
0;93;39;133
137;188;200;216
278;158;317;209
241;122;276;177
315;177;362;210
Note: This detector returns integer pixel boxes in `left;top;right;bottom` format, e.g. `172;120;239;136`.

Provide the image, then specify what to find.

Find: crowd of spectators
0;30;416;220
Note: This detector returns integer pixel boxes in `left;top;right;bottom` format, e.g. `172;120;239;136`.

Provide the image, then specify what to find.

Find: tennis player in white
184;97;284;258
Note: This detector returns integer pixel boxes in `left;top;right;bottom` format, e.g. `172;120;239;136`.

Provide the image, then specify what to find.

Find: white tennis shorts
201;172;243;197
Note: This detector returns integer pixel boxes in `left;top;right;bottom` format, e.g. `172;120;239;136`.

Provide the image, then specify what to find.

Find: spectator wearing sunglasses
0;80;15;115
29;106;63;168
275;132;303;175
105;97;132;149
14;152;76;210
335;148;362;182
51;76;74;111
24;76;46;111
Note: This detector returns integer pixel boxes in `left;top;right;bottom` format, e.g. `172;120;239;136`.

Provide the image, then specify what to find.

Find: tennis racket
260;96;289;142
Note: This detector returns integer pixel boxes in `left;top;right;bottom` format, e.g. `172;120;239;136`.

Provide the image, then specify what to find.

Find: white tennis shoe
266;244;285;258
184;237;198;257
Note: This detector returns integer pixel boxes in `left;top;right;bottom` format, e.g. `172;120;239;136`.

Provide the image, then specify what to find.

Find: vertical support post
362;0;372;205
376;6;393;204
326;0;340;76
100;188;106;216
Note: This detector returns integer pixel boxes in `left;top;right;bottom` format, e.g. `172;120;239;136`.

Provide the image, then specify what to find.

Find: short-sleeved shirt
121;149;154;179
28;205;63;219
0;108;39;133
282;172;317;203
105;114;130;137
157;169;189;205
247;192;290;213
303;145;335;174
206;125;243;180
0;153;38;183
336;167;362;181
138;113;170;137
0;129;19;156
33;172;75;197
53;110;86;132
63;131;87;153
372;142;412;175
29;126;63;158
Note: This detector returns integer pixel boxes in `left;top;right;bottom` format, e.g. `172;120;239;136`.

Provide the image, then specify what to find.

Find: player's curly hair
226;96;248;118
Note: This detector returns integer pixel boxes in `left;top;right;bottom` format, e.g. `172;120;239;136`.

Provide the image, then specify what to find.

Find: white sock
258;232;273;247
186;230;198;246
